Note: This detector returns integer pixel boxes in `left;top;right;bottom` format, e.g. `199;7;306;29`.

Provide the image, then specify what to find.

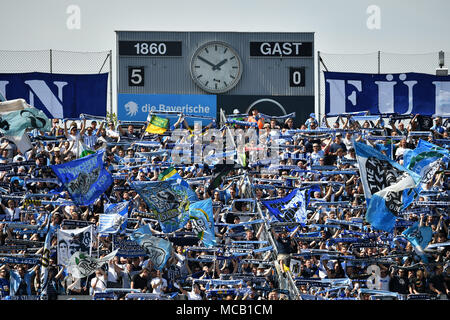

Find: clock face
190;41;242;94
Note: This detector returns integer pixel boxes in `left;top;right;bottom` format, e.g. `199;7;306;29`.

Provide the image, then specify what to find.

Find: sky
1;0;449;53
0;0;448;113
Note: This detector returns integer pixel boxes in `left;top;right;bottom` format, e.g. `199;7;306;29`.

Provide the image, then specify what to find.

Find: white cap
233;109;240;114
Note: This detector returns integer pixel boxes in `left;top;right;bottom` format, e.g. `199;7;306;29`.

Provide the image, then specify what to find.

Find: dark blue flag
51;150;113;206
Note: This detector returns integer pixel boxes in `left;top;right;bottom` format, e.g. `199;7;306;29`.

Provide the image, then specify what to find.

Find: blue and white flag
98;201;130;235
403;139;449;190
130;180;192;233
262;186;319;231
182;198;216;247
40;213;53;298
0;107;51;137
354;142;421;233
402;221;432;262
51;150;113;206
130;227;172;270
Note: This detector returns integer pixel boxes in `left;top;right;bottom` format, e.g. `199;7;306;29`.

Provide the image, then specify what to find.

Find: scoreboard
116;31;315;126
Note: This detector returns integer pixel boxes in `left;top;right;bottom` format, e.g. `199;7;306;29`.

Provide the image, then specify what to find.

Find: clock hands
212;58;228;71
198;56;229;71
197;56;216;69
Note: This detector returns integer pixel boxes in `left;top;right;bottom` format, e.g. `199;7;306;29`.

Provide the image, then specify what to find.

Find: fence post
109;49;113;116
50;49;53;74
317;50;321;123
378;50;381;74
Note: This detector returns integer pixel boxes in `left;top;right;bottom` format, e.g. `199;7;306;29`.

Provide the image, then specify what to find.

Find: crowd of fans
0;109;448;301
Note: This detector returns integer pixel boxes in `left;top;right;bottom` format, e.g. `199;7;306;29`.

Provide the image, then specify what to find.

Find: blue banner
51;150;113;206
324;71;450;116
130;180;192;233
0;72;108;118
117;93;217;126
354;142;421;233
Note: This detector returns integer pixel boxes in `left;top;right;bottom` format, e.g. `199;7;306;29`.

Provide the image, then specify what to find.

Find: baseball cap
233;109;240;114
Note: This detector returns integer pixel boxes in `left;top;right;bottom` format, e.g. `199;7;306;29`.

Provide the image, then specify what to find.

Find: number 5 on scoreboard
289;67;305;87
129;67;145;86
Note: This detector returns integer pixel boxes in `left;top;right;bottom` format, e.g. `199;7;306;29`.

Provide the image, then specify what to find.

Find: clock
190;41;242;94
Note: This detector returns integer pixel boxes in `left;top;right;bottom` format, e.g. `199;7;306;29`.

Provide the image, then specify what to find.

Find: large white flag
57;225;93;267
67;249;119;279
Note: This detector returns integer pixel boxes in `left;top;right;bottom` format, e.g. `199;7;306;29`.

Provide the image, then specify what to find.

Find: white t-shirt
90;276;107;293
4;207;21;221
379;275;390;291
150;277;167;294
187;290;203;300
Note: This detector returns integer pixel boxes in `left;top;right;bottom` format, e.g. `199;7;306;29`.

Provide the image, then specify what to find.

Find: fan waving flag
51;150;113;206
98;201;130;235
354;142;421;233
129;227;172;270
145;115;169;134
131;180;192;233
262;186;319;231
402;221;432;262
182;198;216;247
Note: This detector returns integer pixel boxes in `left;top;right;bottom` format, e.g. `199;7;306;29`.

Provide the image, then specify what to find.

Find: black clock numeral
224;48;228;54
197;75;203;79
204;81;209;87
232;66;238;69
230;56;235;60
224;81;228;87
205;48;209;53
230;75;236;79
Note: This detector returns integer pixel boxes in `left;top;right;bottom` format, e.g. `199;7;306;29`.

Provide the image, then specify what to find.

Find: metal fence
0;49;113;114
317;50;447;119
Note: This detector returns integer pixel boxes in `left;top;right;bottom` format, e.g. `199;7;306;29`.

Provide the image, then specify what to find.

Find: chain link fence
0;49;113;113
317;51;446;118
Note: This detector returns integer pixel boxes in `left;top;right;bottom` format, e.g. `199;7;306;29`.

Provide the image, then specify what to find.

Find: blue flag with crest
403;139;449;200
51;150;113;206
354;142;421;233
181;198;216;247
130;180;191;233
130;225;172;270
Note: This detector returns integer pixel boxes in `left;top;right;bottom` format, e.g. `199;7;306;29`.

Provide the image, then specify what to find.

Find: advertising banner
117;93;217;126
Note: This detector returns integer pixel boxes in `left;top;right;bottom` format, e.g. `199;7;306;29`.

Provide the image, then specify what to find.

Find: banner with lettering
324;71;450;116
0;72;108;118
